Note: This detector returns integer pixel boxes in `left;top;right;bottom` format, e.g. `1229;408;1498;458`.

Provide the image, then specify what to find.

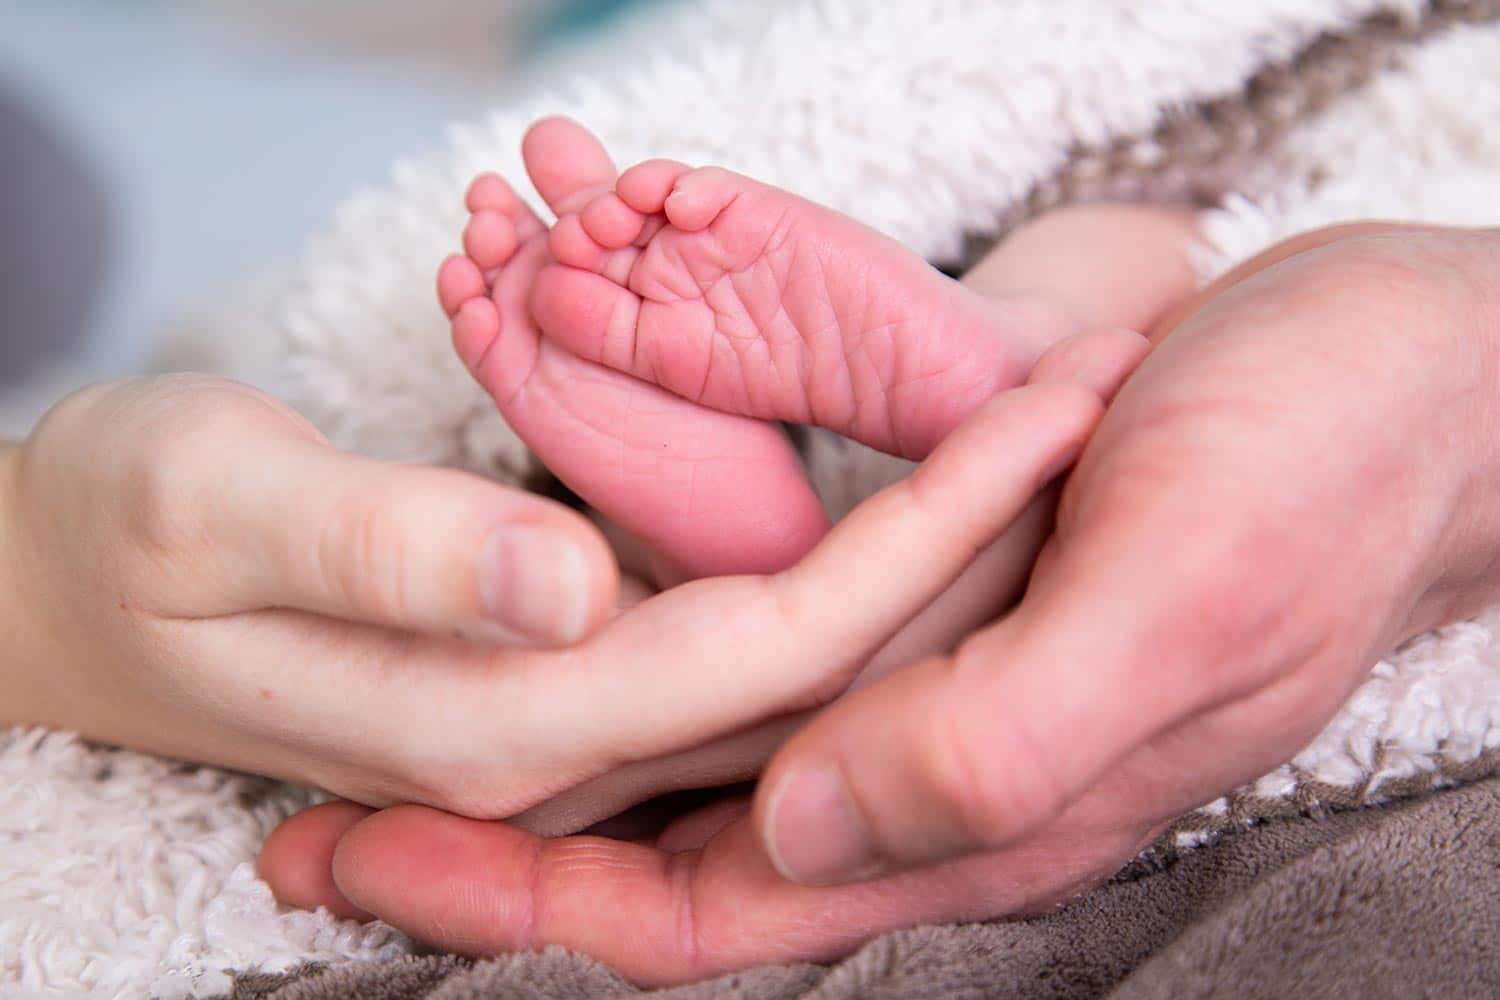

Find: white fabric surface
5;1;1500;994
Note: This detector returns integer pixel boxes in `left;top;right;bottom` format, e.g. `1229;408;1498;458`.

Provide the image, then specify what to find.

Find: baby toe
616;159;692;215
581;192;646;250
465;172;522;216
549;214;609;270
464;210;520;271
437;254;487;316
663;167;742;232
451;296;503;373
548;214;642;286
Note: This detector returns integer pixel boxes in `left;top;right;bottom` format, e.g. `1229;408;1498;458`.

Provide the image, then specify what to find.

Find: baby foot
531;149;1078;461
437;118;829;580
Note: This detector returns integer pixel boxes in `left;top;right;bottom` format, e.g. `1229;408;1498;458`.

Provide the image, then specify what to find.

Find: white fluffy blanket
6;0;1500;994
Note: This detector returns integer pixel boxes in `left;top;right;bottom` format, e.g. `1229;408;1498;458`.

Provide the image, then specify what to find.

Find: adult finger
509;717;803;836
505;332;1147;833
530;382;1104;764
753;512;1237;884
217;382;1097;824
199;434;618;645
258;801;375;921
1027;327;1151;400
297;802;1148;986
854;324;1149;676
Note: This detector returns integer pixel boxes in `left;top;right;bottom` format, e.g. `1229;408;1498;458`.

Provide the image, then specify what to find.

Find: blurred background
0;0;675;432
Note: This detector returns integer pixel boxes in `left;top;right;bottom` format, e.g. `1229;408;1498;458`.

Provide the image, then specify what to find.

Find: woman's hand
259;225;1500;985
0;374;615;804
0;372;1097;822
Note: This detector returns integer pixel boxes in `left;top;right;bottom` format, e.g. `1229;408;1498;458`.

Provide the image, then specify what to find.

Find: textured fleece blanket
225;774;1500;1000
7;0;1500;996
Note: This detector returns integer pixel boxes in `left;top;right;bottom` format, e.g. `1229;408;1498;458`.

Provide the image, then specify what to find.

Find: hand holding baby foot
507;323;1150;836
268;224;1500;984
757;224;1500;884
258;372;1108;920
0;367;1093;855
432;120;1196;832
0;375;621;801
439;119;1188;585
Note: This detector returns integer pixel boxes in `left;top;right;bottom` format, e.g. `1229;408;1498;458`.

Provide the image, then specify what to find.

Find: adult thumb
207;430;619;645
753;542;1201;886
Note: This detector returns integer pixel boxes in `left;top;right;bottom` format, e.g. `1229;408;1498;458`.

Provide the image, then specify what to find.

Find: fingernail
763;762;882;885
478;524;588;643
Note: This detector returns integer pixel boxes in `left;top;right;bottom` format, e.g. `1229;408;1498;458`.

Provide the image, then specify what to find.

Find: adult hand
484;201;1197;837
260;225;1500;984
752;225;1500;883
0;370;1097;859
0;374;617;803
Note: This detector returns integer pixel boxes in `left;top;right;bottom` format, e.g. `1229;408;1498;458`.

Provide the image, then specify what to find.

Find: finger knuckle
1279;232;1473;356
121;378;312;554
317;487;415;622
124;425;221;556
1140;517;1312;702
916;678;1068;849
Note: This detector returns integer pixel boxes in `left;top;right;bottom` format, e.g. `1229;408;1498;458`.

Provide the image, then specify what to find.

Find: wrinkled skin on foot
264;224;1500;984
438;119;829;581
532;155;1059;459
441;118;1081;581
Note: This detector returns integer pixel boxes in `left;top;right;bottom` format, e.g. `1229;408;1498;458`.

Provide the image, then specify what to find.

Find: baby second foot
531;147;1082;461
437;118;828;580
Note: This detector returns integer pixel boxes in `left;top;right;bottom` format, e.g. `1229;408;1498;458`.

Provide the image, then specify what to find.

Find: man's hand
260;226;1500;984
